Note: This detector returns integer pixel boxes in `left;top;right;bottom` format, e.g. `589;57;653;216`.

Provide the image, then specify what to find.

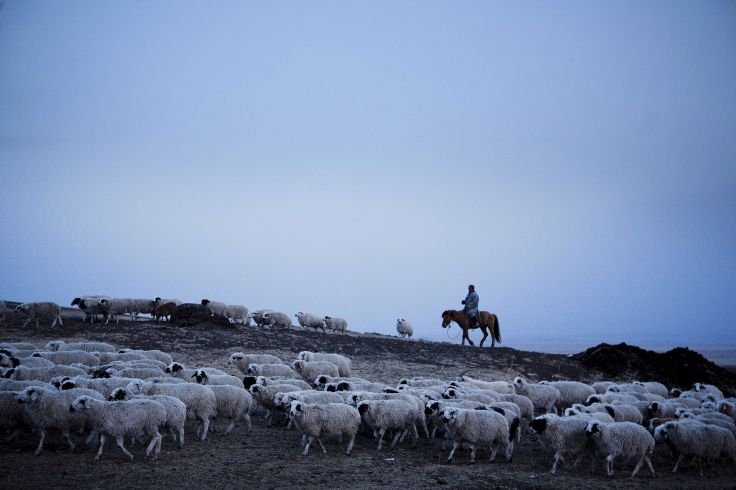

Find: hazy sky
1;1;735;347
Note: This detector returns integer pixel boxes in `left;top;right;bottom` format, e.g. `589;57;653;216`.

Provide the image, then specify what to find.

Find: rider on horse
461;284;480;328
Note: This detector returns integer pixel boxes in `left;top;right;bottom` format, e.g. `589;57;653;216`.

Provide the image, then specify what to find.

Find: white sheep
6;365;87;383
399;377;446;388
585;392;640;405
633;381;669;398
45;340;117;353
201;299;228;317
296;352;352;377
226;304;249;324
207;384;253;434
128;298;156;320
15;302;63;328
59;376;139;399
442;387;500;404
249;375;312;390
328;380;389;393
246;363;299;379
655;419;736;475
192;369;244;388
563;406;615;423
291;360;339;384
109;387;187;447
544;381;595;410
97;298;135;324
513;377;562;414
70;395;166;461
117;349;173;365
591;381;617;394
529;414;594;474
263;311;292;328
290;401;361;455
602;403;644;425
396;318;413;338
165;362;226;380
104;366;165;379
584;420;656;478
228;352;285;374
692;383;724;400
323;316;348;334
314;375;368;389
443;406;511;463
71;296;108;323
249;383;307;425
0;353;54;368
126;380;218;441
351;391;429;438
357;399;419;450
0;342;40;351
459;375;514;394
33;350;100;366
250;309;274;327
94;351;149;364
295;312;326;332
16;385;104;455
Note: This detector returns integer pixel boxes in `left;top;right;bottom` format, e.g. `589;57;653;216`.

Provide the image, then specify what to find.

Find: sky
1;1;735;348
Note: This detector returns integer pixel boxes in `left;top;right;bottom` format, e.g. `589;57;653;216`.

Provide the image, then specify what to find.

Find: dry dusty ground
1;316;734;489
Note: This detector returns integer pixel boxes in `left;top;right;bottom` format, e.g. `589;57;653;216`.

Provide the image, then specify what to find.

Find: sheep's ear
295;403;302;412
191;373;197;378
10;357;19;368
604;406;615;418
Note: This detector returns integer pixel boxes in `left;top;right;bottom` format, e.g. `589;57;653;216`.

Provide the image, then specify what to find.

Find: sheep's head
648;401;660;414
291;360;304;372
250;385;261;394
290;401;303;418
584;420;601;437
0;352;19;368
336;382;350;392
17;387;39;404
3;368;15;379
93;369;111;379
441;408;458;424
315;375;328;386
60;380;77;390
443;388;457;399
585;395;599;406
606;386;620;393
71;298;81;306
70;396;92;412
670;388;682;398
201;299;210;306
512;377;524;388
193;370;209;384
398;379;409;385
109;388;129;401
357;402;370;416
167;362;184;374
243;376;257;389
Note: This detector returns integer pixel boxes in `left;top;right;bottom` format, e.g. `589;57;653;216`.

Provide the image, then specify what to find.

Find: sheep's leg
390;430;403;448
51;316;58;328
300;434;307;446
316;437;328;454
606;455;614;476
62;430;76;451
116;435;134;461
419;417;430;438
672;455;683;473
303;435;314;455
447;441;459;462
411;423;419;443
346;433;356;455
243;413;252;431
470;445;477;464
85;430;98;446
34;429;47;456
377;429;386;450
224;419;235;434
200;418;210;441
144;430;160;457
178;427;185;447
95;434;107;460
551;451;565;474
490;444;498;462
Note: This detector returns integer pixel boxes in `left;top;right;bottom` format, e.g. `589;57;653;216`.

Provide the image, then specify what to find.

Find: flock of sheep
1;298;416;339
1;337;735;479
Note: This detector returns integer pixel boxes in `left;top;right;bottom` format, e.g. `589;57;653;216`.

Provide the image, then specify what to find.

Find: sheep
513;377;561;414
477;404;521;446
70;395;166;461
278;390;345;428
442;387;499;404
16;385;104;455
290;401;361;455
228;352;284;374
399;377;446;387
357;399;419;450
246;363;300;379
607;383;649;395
33;350;100;366
250;309;274;327
71;296;108;323
206;385;253;434
0;342;40;351
249;383;306;425
496;393;535;426
166;362;226;380
654;419;736;475
314;375;369;389
0;390;28;440
563;406;615;423
153;302;177;322
128;299;156;320
117;349;173;365
603;403;644;425
192;369;244;388
109;388;187;447
101;367;165;379
328;380;389;393
633;381;669;398
0;378;53;392
1;353;55;368
60;376;139;399
323;316;348;334
296;352;352;377
126;380;217;441
442;406;511;463
393;386;443;401
95;298;134;324
154;297;182;307
295;312;326;332
718;400;735;422
226;304;249;324
45;340;117;353
424;399;487;439
591;381;617;394
648;400;693;419
263;311;292;328
396;318;413;338
584;420;656;478
459;375;514;394
529;414;594;474
200;298;228;317
292;360;339;384
14;302;63;328
585;392;640;405
350;391;429;438
248;375;312;390
94;351;149;364
692;383;724;400
5;365;87;383
543;381;595;410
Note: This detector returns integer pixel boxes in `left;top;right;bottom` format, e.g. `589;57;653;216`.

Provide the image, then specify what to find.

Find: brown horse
441;309;501;347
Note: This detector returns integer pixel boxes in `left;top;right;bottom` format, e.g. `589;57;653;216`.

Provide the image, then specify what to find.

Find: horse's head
441;310;452;328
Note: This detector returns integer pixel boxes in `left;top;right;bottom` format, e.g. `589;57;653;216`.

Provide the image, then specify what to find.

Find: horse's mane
441;310;455;317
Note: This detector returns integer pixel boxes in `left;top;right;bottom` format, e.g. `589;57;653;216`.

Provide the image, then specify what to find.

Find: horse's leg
479;325;488;347
465;328;475;346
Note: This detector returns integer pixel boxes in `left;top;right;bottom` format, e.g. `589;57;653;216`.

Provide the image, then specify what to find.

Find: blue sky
1;1;735;346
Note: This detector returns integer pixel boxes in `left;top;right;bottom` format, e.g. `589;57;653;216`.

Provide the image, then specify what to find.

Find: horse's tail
492;315;501;344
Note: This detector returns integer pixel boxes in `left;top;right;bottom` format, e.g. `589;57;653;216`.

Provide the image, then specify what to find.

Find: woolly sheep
126;380;217;441
648;400;693;419
459;375;514;394
399;377;446;388
497;394;535;425
165;362;226;380
424;399;487;439
290;401;361;455
584;420;656;478
71;395;166;461
263;311;292;328
16;385;104;455
607;383;649;395
228;352;285;374
633;381;669;398
201;299;228;317
15;302;63;328
226;304;249;324
5;365;87;383
513;377;561;414
563;406;615;423
128;299;156;320
206;385;253;434
249;383;306;425
250;309;274;327
97;298;135;324
396;318;413;338
33;350;100;366
529;414;593;474
351;391;429;438
295;312;326;333
248;375;311;390
46;340;117;353
328;380;389;393
603;403;644;425
654;419;736;475
154;297;182;307
585;392;640;405
292;360;339;384
314;375;368;389
117;349;173;365
60;376;139;399
0;342;40;351
94;351;149;364
442;407;511;463
591;381;617;394
246;363;299;379
71;296;108;323
192;370;244;388
442;387;500;404
109;388;187;447
296;352;352;377
357;399;418;450
543;381;595;410
102;367;165;379
692;383;724;400
0;349;53;369
323;316;347;333
478;404;521;445
278;390;344;424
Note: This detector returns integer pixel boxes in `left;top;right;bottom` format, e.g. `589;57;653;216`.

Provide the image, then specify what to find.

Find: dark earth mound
573;342;736;396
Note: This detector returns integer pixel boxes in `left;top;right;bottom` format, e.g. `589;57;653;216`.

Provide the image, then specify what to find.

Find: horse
441;309;501;347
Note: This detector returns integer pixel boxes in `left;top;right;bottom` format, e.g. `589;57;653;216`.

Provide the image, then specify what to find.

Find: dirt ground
1;316;734;489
